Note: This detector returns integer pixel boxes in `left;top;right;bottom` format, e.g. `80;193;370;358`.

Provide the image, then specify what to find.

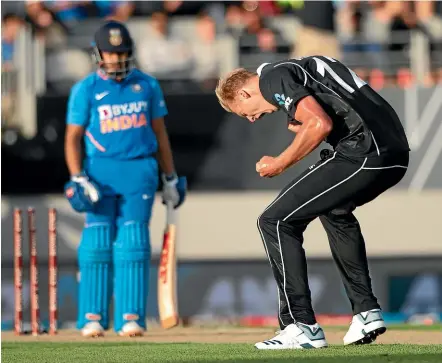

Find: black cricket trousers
257;149;409;327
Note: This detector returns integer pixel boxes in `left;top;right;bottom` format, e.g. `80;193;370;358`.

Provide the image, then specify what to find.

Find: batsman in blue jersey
64;21;186;337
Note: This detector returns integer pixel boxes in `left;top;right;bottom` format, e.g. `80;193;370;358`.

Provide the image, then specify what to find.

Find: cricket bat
158;201;179;329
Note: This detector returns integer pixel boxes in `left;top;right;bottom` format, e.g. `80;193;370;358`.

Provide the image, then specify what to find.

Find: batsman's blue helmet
91;20;135;79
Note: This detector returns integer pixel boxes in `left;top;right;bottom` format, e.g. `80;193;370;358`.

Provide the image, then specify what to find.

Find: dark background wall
3;87;442;194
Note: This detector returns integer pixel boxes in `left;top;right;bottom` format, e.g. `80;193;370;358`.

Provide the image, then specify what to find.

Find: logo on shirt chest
95;91;109;100
131;83;142;93
274;93;293;111
97;101;148;134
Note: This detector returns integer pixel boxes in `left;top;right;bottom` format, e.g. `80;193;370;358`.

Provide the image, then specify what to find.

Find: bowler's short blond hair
215;68;256;112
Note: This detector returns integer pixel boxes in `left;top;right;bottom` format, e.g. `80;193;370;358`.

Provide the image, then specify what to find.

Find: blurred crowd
336;0;442;87
2;0;442;93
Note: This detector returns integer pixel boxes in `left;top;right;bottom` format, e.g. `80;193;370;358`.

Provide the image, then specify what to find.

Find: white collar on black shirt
256;63;271;77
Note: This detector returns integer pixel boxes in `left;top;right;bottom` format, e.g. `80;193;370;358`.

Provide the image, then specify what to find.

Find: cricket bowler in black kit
215;56;410;350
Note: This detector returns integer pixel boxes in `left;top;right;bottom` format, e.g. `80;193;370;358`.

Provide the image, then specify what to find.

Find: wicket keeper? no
216;56;410;349
64;20;186;337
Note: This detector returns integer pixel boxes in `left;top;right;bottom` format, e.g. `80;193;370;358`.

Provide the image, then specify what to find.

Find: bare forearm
277;119;330;168
156;131;176;175
65;140;83;176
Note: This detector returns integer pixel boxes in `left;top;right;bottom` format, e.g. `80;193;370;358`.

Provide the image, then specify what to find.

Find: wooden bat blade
158;222;179;329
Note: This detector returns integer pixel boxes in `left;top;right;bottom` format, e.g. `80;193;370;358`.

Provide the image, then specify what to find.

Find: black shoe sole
353;327;387;345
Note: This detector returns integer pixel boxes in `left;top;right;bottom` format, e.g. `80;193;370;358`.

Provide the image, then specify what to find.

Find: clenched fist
256;156;286;178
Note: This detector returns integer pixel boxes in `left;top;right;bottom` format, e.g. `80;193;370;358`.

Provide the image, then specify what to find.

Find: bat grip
166;201;176;225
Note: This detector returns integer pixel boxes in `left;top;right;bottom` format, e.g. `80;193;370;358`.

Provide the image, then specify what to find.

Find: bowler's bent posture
64;21;186;337
216;56;409;349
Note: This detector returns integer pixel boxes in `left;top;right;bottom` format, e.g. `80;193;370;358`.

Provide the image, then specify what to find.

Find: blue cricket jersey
66;69;168;160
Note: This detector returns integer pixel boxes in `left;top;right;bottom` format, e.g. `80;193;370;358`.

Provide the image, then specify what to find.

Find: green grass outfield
2;342;442;363
2;325;442;363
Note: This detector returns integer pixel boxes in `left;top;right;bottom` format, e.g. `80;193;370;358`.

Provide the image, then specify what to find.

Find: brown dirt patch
2;327;441;345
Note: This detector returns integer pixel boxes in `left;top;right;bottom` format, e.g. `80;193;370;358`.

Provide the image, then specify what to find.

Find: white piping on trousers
283;158;368;221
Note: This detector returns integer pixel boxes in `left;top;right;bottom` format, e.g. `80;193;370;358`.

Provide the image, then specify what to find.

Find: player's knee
257;209;278;229
114;221;151;263
79;224;114;263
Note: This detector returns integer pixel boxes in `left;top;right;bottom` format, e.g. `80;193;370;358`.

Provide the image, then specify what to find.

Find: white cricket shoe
343;309;387;345
255;323;328;350
118;321;144;337
81;322;104;337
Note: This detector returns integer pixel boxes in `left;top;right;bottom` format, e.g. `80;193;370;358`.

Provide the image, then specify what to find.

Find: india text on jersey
97;101;148;134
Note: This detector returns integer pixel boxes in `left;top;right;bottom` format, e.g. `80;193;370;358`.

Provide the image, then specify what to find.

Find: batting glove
161;172;187;209
64;171;102;213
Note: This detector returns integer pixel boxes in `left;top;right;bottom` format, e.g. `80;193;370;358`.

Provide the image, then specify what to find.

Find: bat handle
166;201;176;225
